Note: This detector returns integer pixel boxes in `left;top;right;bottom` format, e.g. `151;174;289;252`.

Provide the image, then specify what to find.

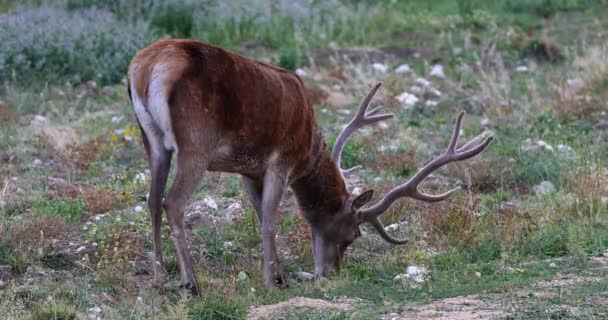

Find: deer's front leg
261;170;285;288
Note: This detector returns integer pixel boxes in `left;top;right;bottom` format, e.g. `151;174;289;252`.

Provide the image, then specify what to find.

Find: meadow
1;0;608;319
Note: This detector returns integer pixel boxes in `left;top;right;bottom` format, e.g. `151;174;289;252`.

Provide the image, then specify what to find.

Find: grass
1;0;608;319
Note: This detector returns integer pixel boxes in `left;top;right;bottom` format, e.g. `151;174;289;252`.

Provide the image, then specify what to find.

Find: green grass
1;0;608;318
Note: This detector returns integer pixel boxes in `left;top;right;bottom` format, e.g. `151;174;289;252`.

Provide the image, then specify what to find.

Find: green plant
35;198;86;223
150;2;194;37
31;301;77;320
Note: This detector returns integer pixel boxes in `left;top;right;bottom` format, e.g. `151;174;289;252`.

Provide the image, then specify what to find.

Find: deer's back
128;39;315;177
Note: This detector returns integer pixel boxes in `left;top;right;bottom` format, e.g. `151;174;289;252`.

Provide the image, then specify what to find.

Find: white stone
533;181;556;196
372;63;388;74
549;262;557;268
134;205;143;213
415;78;431;87
87;306;101;319
475;272;481;278
394;64;411;74
32;159;43;166
515;65;529;72
394;266;429;286
430;64;445;78
425;100;438;107
396;91;419;108
237;271;248;281
385;221;407;232
223;241;234;250
203;197;218;210
296;271;314;281
76;246;87;253
352;187;363;196
295;68;307;77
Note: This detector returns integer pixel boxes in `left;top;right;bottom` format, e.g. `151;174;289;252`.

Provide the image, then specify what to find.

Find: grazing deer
127;39;492;295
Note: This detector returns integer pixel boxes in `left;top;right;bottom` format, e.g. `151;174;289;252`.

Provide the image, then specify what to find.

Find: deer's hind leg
162;152;208;296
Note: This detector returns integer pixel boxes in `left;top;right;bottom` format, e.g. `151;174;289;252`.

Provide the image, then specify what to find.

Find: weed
31;300;77;320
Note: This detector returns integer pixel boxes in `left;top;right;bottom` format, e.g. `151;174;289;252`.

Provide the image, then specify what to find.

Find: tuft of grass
35;198;86;223
31;301;77;320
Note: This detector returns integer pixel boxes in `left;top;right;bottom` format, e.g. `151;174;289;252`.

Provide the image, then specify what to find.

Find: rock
415;78;431;87
134;205;143;213
395;91;419;108
371;63;388;74
385;221;407;232
237;271;248;281
533;181;556;196
425;100;438;107
549;262;557;268
351;187;363;196
203;197;218;211
521;138;554;153
394;64;411;74
480;117;491;128
296;271;314;281
557;144;575;158
430;64;445;78
515;65;529;72
223;241;234;250
394;266;429;287
31;115;48;127
32;158;43;167
475;272;481;278
87;306;101;320
295;68;307;77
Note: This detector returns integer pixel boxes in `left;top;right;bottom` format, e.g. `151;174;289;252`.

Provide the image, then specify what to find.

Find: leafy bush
0;7;154;86
149;2;194;37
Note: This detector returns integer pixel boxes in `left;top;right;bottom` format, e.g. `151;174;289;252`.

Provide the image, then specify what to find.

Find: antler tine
331;82;394;171
359;112;493;243
367;217;409;245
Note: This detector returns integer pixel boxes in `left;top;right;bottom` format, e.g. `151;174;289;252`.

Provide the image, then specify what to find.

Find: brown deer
127;39;492;295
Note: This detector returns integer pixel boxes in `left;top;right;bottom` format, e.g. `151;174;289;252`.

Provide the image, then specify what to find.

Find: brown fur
128;39;351;293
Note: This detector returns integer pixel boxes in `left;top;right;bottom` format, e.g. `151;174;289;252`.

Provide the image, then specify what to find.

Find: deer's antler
359;111;493;243
331;83;394;174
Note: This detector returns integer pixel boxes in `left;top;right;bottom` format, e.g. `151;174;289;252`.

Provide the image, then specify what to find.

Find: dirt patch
386;295;506;320
0;101;18;122
247;297;353;320
46;179;121;214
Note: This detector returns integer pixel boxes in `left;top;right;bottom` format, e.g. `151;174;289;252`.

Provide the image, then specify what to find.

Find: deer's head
311;83;493;278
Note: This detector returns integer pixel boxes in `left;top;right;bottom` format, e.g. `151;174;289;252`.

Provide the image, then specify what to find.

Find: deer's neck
291;127;348;223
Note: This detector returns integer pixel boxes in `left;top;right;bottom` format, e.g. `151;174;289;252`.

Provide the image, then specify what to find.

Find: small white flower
134;205;143;213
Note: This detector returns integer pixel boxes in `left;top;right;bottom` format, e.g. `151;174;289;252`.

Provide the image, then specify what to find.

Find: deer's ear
352;190;374;210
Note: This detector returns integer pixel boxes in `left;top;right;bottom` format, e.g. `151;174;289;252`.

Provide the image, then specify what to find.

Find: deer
127;39;493;296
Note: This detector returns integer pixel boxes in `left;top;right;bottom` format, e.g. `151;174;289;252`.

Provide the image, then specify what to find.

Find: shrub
0;7;154;86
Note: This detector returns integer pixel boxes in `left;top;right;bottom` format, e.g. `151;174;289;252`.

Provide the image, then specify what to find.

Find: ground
1;1;608;319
